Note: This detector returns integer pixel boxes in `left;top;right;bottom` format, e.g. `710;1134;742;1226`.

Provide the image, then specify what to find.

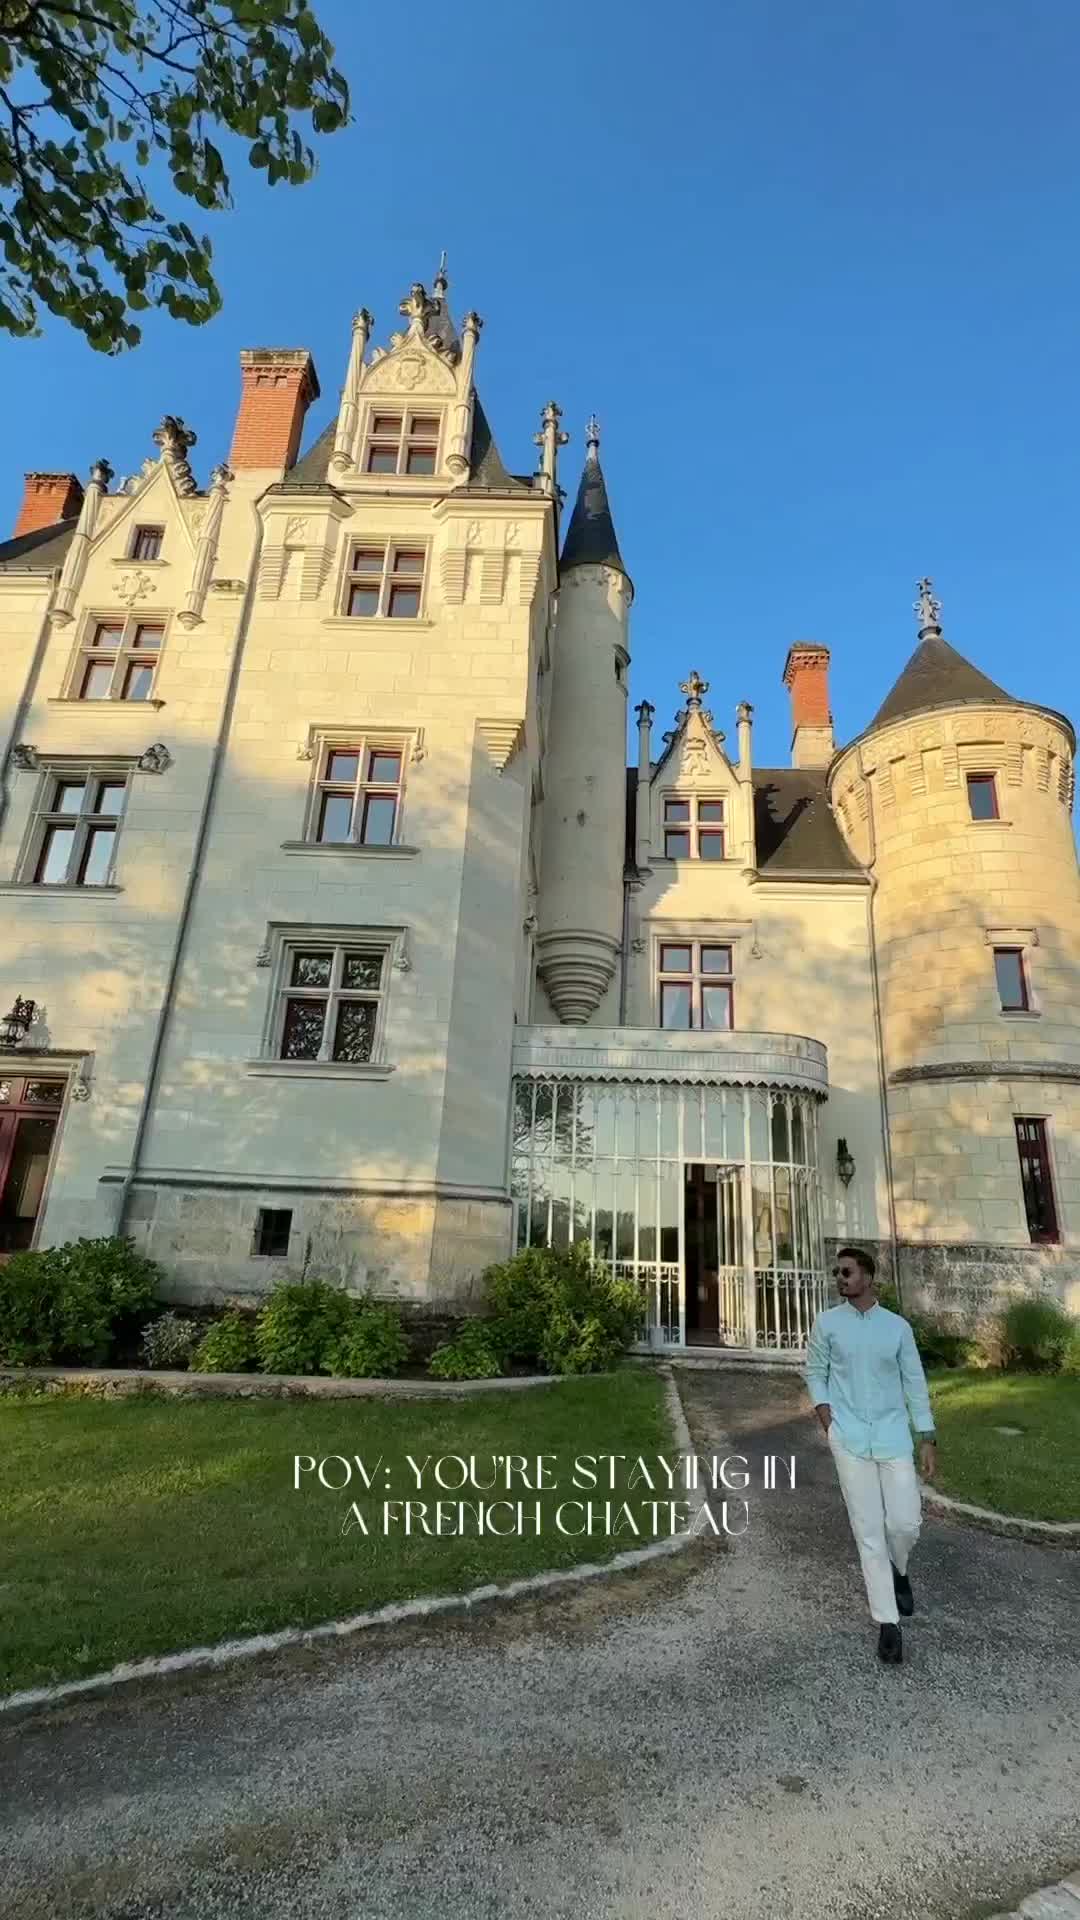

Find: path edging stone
0;1367;705;1718
0;1365;579;1400
919;1481;1080;1546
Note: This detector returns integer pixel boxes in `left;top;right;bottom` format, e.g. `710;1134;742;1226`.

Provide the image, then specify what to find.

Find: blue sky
3;0;1078;766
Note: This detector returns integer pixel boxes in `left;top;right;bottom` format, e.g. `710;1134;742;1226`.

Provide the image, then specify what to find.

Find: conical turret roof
560;420;629;583
870;580;1018;730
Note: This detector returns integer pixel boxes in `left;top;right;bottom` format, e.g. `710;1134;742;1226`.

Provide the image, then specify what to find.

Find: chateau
1;263;1077;1348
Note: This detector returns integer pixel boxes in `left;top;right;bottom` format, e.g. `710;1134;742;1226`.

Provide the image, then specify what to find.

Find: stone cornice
890;1060;1080;1085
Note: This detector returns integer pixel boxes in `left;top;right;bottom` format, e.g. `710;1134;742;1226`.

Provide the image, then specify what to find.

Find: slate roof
623;764;863;877
870;634;1017;730
560;450;627;579
0;516;78;570
289;391;528;494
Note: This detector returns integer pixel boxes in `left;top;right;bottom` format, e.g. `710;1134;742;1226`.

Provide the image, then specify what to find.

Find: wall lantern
0;996;35;1048
836;1137;856;1187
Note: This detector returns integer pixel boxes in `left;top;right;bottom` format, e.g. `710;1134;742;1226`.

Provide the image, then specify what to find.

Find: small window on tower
967;773;998;821
130;525;163;561
994;947;1029;1012
253;1208;292;1257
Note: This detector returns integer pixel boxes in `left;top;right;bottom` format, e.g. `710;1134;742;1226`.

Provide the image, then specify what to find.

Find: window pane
291;951;332;988
132;625;163;649
360;793;396;844
342;951;383;990
664;798;690;822
409;415;439;435
325;750;360;783
387;584;420;619
366;446;398;473
367;751;401;784
698;831;726;860
392;549;425;574
664;830;691;858
660;945;692;973
80;659;113;700
967;774;997;820
698;800;725;822
53;780;86;813
371;415;401;437
405;447;436;475
78;825;115;886
91;623;124;647
660;982;692;1029
995;949;1026;1009
132;527;162;560
771;1098;791;1162
351;548;384;571
35;826;75;884
1015;1118;1059;1242
281;999;325;1060
317;792;353;842
333;1000;376;1064
700;946;733;974
348;584;380;617
93;781;127;814
121;661;154;701
701;985;733;1030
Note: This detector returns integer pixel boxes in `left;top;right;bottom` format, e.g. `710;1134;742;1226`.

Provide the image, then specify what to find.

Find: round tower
536;419;632;1024
829;581;1080;1320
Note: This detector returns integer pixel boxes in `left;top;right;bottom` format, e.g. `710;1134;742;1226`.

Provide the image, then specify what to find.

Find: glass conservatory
509;1031;830;1352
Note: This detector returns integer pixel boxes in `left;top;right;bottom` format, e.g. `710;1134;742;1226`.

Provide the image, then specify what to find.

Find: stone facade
0;269;1077;1339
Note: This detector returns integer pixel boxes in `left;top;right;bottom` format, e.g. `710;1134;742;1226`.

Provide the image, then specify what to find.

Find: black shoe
878;1623;903;1664
892;1565;914;1617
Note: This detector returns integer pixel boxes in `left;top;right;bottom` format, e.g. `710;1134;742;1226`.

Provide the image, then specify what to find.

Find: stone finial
585;414;601;458
434;250;449;299
398;282;439;334
153;415;198;496
89;458;114;491
635;699;655;725
533;400;569;496
679;670;710;710
915;577;942;636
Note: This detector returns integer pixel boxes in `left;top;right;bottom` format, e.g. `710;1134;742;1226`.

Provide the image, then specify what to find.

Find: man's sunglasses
832;1264;859;1279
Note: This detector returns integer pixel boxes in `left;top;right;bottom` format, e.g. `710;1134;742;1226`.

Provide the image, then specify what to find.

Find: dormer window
663;795;726;859
363;411;440;477
130;525;163;561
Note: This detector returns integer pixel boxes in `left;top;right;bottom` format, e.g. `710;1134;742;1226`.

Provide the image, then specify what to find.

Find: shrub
482;1243;641;1376
427;1319;503;1380
326;1302;409;1379
190;1311;257;1374
907;1314;974;1369
141;1311;201;1370
0;1235;161;1366
1061;1325;1080;1377
254;1279;357;1376
999;1296;1077;1373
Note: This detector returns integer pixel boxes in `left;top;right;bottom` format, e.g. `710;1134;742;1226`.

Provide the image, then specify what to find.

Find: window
274;942;390;1064
253;1208;292;1257
344;544;425;619
362;411;440;477
309;740;404;846
994;947;1029;1012
1015;1118;1059;1244
662;795;726;860
130;525;163;562
70;617;164;701
967;773;998;821
658;942;734;1030
24;770;128;886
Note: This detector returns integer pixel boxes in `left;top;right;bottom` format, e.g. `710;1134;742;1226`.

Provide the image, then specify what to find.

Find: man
804;1246;937;1666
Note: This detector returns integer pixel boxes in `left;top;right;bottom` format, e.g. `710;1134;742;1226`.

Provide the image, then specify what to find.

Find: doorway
683;1162;749;1347
0;1076;64;1255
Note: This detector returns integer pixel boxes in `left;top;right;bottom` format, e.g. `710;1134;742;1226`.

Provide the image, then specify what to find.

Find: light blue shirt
804;1301;936;1461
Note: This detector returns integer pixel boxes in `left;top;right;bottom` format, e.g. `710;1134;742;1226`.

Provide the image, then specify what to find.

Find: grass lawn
0;1371;674;1693
927;1369;1080;1523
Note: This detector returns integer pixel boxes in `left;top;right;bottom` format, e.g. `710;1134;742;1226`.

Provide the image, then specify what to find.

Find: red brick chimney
229;349;320;473
782;643;835;768
14;472;84;539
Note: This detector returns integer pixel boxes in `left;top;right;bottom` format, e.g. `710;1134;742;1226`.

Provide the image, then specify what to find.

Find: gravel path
1;1367;1077;1920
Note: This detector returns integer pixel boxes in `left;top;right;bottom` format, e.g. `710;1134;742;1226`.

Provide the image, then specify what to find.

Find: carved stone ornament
411;730;426;764
153;414;199;496
476;718;525;772
296;741;315;761
137;742;172;774
393;931;412;973
69;1073;91;1102
0;1082;9;1103
255;943;272;968
631;936;646;955
117;569;156;607
285;515;310;545
11;744;39;770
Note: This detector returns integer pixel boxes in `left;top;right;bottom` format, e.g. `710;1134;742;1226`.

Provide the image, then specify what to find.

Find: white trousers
827;1425;922;1624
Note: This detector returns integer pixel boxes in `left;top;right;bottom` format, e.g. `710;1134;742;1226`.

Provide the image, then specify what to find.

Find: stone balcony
511;1026;829;1095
